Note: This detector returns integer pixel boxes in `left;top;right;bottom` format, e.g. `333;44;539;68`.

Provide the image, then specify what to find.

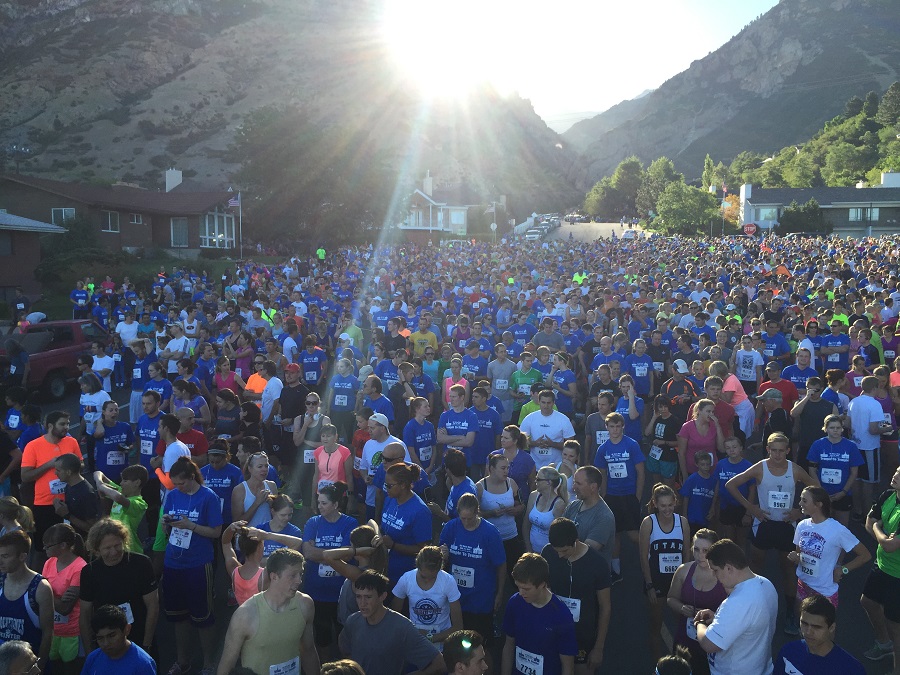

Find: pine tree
876;82;900;128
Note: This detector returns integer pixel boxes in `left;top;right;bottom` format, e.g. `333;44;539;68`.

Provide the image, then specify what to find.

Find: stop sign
743;222;757;235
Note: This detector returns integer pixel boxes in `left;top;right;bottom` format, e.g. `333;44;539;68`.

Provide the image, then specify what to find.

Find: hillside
0;0;580;222
564;0;900;186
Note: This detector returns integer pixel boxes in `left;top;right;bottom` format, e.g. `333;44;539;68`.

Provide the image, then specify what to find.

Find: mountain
0;0;580;221
564;0;900;186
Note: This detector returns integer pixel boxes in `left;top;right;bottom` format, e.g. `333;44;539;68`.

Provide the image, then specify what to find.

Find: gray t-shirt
340;608;439;675
584;412;609;463
563;498;616;565
487;358;518;414
533;331;565;351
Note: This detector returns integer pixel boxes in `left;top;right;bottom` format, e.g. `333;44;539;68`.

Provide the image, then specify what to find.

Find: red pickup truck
1;320;109;399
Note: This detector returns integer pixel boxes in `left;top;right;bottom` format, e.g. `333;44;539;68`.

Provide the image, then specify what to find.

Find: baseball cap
759;388;783;400
725;304;736;311
208;445;228;455
673;359;689;374
285;363;301;373
358;364;374;382
369;412;389;429
338;332;352;342
765;361;781;371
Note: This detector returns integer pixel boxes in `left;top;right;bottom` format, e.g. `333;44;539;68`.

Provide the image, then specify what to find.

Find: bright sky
381;0;780;131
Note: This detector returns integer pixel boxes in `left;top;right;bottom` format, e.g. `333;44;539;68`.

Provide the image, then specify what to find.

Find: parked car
525;228;544;241
0;320;108;399
620;230;637;240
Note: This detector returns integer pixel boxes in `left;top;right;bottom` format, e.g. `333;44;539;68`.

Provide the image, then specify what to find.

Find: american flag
228;192;241;207
722;183;728;194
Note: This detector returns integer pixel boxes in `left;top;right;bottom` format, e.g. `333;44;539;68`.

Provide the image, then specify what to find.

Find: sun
381;1;503;98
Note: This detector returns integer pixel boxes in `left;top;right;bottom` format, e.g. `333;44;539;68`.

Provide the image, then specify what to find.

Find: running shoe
167;663;191;675
610;571;623;586
864;642;894;661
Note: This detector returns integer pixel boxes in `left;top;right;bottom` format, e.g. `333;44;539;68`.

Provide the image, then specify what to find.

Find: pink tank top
314;445;351;493
232;565;263;605
215;371;240;396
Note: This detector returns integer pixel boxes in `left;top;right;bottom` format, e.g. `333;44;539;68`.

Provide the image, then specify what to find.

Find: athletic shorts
858;448;881;484
797;578;839;608
462;611;495;648
750;520;794;552
49;635;82;662
718;504;747;527
162;563;215;627
606;494;642;533
862;565;900;623
645;456;678;479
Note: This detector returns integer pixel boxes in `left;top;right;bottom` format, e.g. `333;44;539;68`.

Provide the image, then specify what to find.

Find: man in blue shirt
437;385;478;473
761;320;792;365
83;605;156;675
773;595;864;675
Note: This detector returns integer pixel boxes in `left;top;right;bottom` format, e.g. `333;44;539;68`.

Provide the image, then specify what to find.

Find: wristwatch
841;566;850;576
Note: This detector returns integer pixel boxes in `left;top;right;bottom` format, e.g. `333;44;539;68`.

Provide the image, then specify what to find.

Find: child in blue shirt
679;452;717;536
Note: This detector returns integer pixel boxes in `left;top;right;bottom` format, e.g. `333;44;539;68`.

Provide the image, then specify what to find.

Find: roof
1;174;231;216
748;186;900;207
432;183;483;207
0;212;67;234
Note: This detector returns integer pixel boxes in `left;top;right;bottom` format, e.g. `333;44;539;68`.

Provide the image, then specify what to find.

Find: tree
654;181;719;235
778;199;831;235
863;90;880;118
583;177;623;218
821;141;870;185
876;82;900;128
610;157;644;214
701;154;715;191
783;153;817;188
636;157;682;219
844;96;864;118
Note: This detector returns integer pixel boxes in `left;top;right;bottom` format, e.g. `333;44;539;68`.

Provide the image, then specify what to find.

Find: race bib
77;299;85;306
653;362;664;372
595;431;609;446
334;394;348;407
306;371;317;382
559;595;581;622
133;368;142;379
518;384;531;395
16;303;23;310
236;368;243;378
767;490;790;510
8;365;15;375
764;349;774;357
140;439;153;456
318;564;337;578
54;611;69;625
353;456;361;471
304;449;315;464
107;451;126;466
516;647;544;675
270;657;300;675
49;479;66;495
634;364;648;377
659;553;682;574
119;602;135;625
820;468;842;485
452;564;475;588
886;350;896;360
113;353;122;362
686;617;698;641
854;376;863;387
169;527;193;549
317;479;334;492
799;552;820;577
649;446;663;461
886;413;893;424
494;379;509;391
6;415;18;429
827;353;839;363
419;446;433;462
608;462;627;479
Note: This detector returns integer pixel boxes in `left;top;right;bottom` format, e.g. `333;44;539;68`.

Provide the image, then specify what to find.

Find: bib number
827;353;839;363
169;527;193;549
686;617;698;640
119;602;134;624
270;657;300;675
419;446;433;462
799;552;820;577
305;371;317;382
659;553;682;574
318;564;337;578
334;394;348;407
54;611;69;625
452;564;475;588
595;431;609;446
767;491;790;510
608;461;627;479
140;439;153;456
304;449;315;464
107;451;126;466
764;349;773;357
113;353;122;362
133;368;142;379
820;468;842;485
49;479;66;495
494;379;508;391
649;445;663;461
559;595;581;622
518;384;531;395
634;364;648;377
515;647;544;675
6;415;18;429
653;362;664;372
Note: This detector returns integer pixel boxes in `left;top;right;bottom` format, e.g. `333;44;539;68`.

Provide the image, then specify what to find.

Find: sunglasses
306;400;320;406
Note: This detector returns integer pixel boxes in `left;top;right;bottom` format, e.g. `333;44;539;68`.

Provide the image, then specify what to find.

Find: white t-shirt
392;569;460;644
519;410;575;468
261;377;284;422
359;435;409;507
115;321;139;347
793;517;859;596
162;440;192;499
92;355;115;393
705;575;777;675
734;349;764;381
848;394;885;451
282;336;299;364
166;336;190;374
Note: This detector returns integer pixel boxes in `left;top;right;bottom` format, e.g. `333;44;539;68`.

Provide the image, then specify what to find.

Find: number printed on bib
828;353;840;362
270;657;300;675
169;527;193;549
140;439;153;455
334;394;348;407
559;595;581;622
49;479;66;495
659;553;682;574
767;491;790;510
494;379;509;391
118;602;135;624
318;564;337;578
515;647;544;675
799;552;820;577
54;611;69;625
306;371;317;382
608;462;628;479
820;468;842;485
107;451;126;466
133;367;142;379
419;446;433;462
518;384;532;395
304;449;315;464
596;431;609;446
649;446;663;460
634;364;648;377
452;564;475;588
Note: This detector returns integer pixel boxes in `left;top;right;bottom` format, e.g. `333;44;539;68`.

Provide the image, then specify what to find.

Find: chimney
165;168;183;193
423;170;433;197
880;171;900;188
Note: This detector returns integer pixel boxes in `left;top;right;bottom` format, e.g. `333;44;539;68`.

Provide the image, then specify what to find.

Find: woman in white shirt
390;545;462;648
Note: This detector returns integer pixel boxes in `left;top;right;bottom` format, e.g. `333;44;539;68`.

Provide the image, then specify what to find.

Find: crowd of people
0;231;898;675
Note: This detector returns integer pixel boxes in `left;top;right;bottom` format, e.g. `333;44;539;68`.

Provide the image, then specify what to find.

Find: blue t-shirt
301;349;329;386
806;437;864;495
438;408;479;455
773;639;865;675
403;418;437;467
373;464;429;498
623;354;654;396
438;517;506;614
82;643;156;675
200;462;244;523
381;493;432;584
446;477;477;519
363;394;394;423
94;421;135;483
162;485;223;568
131;351;157;393
509;322;537;346
257;520;303;558
715;458;753;508
411;374;437;400
70;288;90;309
461;355;488;379
821;388;846;416
502;593;578;675
375;360;400;391
821;333;850;371
679;471;717;525
593;435;645;497
301;514;356;601
551;369;578;414
782;365;817;392
329;374;359;411
144;378;173;408
469;406;502;467
136;412;162;471
615;396;645;442
16;423;42;452
761;331;791;361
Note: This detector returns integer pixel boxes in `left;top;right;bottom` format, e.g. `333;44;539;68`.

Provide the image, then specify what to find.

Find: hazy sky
382;0;781;131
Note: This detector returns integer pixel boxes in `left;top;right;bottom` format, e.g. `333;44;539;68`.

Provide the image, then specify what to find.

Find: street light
5;144;32;173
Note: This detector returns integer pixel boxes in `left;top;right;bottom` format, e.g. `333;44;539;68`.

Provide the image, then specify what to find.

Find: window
849;207;880;222
130;213;143;224
100;210;120;233
756;207;779;221
170;217;188;248
0;233;11;257
199;208;235;248
51;208;75;225
450;210;466;226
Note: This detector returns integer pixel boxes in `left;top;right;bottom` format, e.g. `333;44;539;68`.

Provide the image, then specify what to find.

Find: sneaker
864;642;894;661
783;614;799;636
167;663;192;675
610;571;623;586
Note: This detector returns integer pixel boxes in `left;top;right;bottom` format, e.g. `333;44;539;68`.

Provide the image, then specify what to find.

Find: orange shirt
21;435;81;506
244;373;266;408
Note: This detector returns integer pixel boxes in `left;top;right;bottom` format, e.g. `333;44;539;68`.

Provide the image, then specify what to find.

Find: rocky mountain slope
564;0;900;184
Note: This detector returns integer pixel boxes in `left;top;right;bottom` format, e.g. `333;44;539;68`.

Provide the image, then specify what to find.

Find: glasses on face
43;541;62;553
306;400;319;406
384;482;398;489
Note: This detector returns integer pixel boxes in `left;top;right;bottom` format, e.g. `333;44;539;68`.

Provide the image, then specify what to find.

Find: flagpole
238;193;243;259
